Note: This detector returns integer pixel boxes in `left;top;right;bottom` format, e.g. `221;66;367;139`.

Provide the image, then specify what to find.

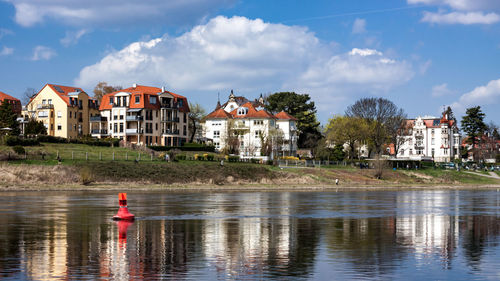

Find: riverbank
1;160;499;191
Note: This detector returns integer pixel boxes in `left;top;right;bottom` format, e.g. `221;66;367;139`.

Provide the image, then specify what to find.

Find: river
0;190;498;280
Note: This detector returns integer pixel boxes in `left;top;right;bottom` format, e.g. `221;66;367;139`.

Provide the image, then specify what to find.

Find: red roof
274;111;298;121
228;102;276;119
99;85;190;112
0;91;21;114
46;84;86;106
204;107;233;119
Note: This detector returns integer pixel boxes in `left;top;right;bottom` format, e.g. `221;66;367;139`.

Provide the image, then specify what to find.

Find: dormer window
237;107;248;115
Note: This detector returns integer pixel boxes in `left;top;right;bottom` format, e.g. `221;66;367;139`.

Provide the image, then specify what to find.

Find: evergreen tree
24;118;47;135
265;92;321;148
0;102;20;135
461;106;487;161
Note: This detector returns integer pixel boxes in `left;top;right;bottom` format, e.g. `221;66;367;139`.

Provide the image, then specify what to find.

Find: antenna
217;92;220;103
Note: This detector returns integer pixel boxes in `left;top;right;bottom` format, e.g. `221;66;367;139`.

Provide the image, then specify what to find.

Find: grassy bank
0;143;499;189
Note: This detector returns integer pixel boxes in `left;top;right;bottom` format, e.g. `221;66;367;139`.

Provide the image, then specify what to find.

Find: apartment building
0;91;22;115
203;90;298;158
22;84;99;138
91;84;190;146
396;112;460;162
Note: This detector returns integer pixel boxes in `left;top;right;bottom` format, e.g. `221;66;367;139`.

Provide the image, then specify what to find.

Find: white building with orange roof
91;84;190;146
203;90;298;158
22;84;99;138
396;112;460;162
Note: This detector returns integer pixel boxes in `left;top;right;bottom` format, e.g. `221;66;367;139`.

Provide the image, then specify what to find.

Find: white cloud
422;11;500;24
60;29;90;47
4;0;233;27
450;78;500;114
352;18;366;34
431;83;455;97
31;45;56;61
0;46;14;56
408;0;500;24
75;16;414;115
0;28;14;39
419;59;432;74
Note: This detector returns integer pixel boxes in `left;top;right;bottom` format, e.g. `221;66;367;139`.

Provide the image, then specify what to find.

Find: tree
265;92;321;148
385;113;408;158
188;102;206;143
444;106;456;123
22;88;37;105
345;97;406;156
0;102;20;135
314;139;345;161
259;128;284;157
461;106;487;162
325;116;369;159
24;118;47;135
93;82;122;102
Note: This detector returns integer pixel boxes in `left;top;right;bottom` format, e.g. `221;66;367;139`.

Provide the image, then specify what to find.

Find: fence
3;150;162;162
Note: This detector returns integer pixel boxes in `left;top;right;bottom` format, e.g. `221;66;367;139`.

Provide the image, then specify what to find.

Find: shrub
5;136;40;146
148;145;215;152
206;154;215;161
79;167;94;185
175;154;187;161
227;155;240;162
250;158;261;164
12;145;25;155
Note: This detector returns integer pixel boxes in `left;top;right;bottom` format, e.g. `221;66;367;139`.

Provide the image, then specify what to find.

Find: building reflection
0;191;498;279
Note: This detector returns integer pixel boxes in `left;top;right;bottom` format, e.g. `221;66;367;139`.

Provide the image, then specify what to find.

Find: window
178;99;183;107
38;111;48;118
214;142;220;149
213;130;220;138
119;123;123;133
431;138;435;145
109;98;113;105
149;96;156;104
431;148;435;156
42;99;46;104
183;125;186;136
114;123;117;133
409;149;413;155
135;95;140;104
183;113;187;123
237;107;248;115
155;123;158;131
48;99;52;104
255;130;261;139
254;120;263;125
57;124;62;130
57;111;62;118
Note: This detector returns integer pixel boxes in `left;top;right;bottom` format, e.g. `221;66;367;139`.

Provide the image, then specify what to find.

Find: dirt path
464;171;500;179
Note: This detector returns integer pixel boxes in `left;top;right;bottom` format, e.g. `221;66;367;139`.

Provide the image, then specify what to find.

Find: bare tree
22;88;37;105
188;102;206;143
386;113;409;158
346;97;406;156
93;82;122;102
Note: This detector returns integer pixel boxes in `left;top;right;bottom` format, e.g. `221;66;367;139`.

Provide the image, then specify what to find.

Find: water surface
0;190;498;280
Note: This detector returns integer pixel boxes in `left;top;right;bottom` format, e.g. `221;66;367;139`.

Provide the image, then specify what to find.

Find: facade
91;84;190;146
0;91;22;115
22;84;99;138
203;90;298;158
396;112;460;162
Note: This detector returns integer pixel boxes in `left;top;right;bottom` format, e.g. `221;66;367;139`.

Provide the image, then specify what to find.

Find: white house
203;90;298;158
397;112;460;162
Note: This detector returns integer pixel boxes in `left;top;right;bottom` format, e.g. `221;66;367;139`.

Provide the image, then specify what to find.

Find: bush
206;154;215;161
250;158;261;164
148;145;215;152
227;155;240;162
12;145;25;155
175;154;187;161
5;136;40;146
79;167;94;185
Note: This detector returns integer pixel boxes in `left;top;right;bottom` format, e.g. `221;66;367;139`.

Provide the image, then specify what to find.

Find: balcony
126;115;143;121
415;132;424;139
90;116;107;122
37;104;54;110
163;129;179;135
91;129;108;135
161;103;179;109
162;117;180;122
126;128;142;135
414;143;424;149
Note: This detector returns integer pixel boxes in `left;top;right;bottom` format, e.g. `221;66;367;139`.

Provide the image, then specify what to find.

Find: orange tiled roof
274;111;298;121
0;91;20;102
0;91;22;114
228;102;276;119
45;84;86;106
99;85;190;112
204;107;233;119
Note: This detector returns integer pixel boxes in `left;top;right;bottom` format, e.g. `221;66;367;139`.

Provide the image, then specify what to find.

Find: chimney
132;83;137;88
161;86;165;92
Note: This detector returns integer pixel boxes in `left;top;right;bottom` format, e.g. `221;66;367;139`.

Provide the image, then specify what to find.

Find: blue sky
0;0;499;126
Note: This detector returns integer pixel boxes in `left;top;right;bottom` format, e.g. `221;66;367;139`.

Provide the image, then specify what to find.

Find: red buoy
112;193;135;221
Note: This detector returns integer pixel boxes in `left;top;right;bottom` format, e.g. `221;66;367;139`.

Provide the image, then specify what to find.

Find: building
396;112;460;162
91;84;190;146
0;91;22;115
22;84;99;138
202;90;298;158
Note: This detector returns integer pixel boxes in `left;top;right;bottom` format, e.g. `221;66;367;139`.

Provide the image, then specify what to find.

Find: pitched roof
228;102;275;119
204;107;233;119
0;91;20;102
44;84;86;106
274;111;298;121
99;84;190;112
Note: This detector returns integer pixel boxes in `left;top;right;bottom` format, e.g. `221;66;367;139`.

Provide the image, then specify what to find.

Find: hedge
5;136;40;146
6;135;120;147
148;145;215;152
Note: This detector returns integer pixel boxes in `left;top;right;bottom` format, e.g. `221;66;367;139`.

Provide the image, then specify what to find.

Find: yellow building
23;84;99;138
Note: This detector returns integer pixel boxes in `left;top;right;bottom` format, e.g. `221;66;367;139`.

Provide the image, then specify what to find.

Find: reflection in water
0;190;498;280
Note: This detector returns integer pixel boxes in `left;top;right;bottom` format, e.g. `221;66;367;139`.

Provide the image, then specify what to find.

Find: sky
0;0;499;126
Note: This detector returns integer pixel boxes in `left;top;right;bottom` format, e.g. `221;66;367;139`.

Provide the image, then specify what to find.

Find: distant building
202;90;298;158
91;84;190;146
0;91;22;115
22;84;99;138
396;112;460;162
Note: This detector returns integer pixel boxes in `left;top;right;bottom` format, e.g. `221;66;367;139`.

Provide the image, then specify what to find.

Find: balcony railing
126;128;142;134
126;115;143;121
91;129;108;135
37;104;54;109
162;117;180;122
163;129;179;135
90;116;107;122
